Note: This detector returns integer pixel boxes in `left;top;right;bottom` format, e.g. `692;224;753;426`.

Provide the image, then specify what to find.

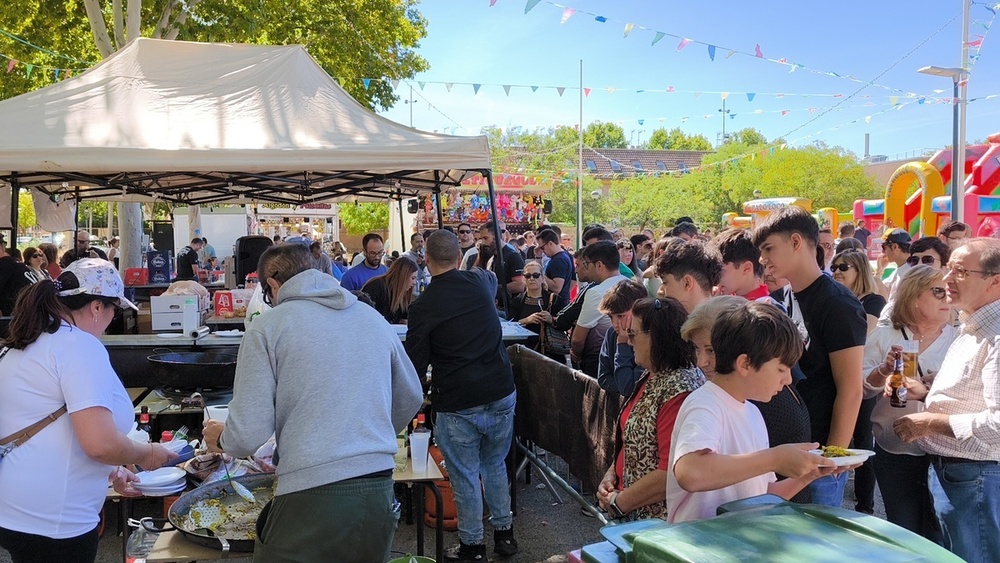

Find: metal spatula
205;413;255;503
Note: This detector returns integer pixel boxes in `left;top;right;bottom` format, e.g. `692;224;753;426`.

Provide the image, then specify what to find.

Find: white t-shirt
666;381;775;523
862;324;956;455
576;275;627;329
0;324;134;538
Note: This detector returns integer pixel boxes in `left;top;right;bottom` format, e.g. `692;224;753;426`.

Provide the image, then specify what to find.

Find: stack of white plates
133;467;187;496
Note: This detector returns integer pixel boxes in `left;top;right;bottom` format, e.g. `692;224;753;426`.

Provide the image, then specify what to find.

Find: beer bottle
889;350;907;408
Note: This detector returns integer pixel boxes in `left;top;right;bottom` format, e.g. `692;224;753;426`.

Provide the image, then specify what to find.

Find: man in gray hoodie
203;243;423;562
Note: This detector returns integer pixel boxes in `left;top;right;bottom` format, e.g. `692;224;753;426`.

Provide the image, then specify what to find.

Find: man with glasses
59;231;108;268
456;222;477;270
539;229;574;303
894;238;1000;563
340;233;387;291
876;229;912;301
937;221;969;249
818;229;836;272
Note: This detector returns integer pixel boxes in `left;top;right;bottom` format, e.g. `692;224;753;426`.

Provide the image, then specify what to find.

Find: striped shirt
920;298;1000;461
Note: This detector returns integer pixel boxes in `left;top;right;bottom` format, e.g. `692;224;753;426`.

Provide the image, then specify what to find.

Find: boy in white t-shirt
666;302;847;523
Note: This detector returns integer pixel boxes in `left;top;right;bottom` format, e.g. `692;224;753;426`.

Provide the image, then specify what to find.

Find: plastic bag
244;283;270;328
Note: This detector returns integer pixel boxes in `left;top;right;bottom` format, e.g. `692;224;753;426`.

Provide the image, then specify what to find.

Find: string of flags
514;0;965;99
0;28;97;65
0;52;87;80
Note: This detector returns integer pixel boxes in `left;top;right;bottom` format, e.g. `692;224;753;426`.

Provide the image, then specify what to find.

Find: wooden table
394;457;446;563
146;530;250;562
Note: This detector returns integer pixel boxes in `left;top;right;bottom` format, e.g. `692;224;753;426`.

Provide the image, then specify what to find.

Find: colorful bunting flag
595;15;607;23
667;86;674;92
490;0;498;6
726;50;737;59
638;119;644;125
531;85;539;92
445;83;453;92
754;44;763;58
677;38;691;51
25;64;33;78
473;84;481;94
747;92;755;101
584;87;591;97
418;81;426;90
624;23;634;37
556;87;566;96
708;45;716;61
363;78;371;89
524;0;541;14
503;85;511;96
890;96;899;105
6;60;15;73
560;7;576;24
865;116;872;123
781;110;789;116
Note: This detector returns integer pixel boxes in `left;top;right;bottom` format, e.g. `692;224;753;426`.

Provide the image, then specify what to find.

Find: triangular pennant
6;59;16;73
651;32;665;46
755;44;764;58
503;85;511;96
667;86;675;93
754;109;763;114
781;110;789;116
789;64;800;73
720;92;729;101
918;98;926;105
607;87;617;93
391;79;400;90
638;119;644;125
473;84;481;94
584;87;592;97
64;70;72;78
776;93;785;98
524;0;541;13
25;64;33;78
556;87;566;97
560;7;575;24
624;23;634;37
418;81;426;90
708;45;716;61
595;16;607;23
808;107;817;114
363;78;371;90
865;116;872;123
677;38;691;51
890;96;899;105
730;113;736;119
833;93;843;98
445;83;453;92
54;69;60;80
726;50;736;59
530;85;539;92
747;93;755;102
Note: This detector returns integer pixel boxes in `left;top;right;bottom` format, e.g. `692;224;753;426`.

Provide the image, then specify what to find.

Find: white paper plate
133;482;187;497
156;333;184;338
810;449;876;467
214;330;244;337
134;467;186;486
133;478;185;491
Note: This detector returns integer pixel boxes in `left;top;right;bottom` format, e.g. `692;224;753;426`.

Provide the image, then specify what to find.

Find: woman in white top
862;265;954;542
0;259;175;563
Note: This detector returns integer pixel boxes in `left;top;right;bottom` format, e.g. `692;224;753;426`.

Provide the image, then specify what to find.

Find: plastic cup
899;340;919;379
204;405;229;423
410;431;430;474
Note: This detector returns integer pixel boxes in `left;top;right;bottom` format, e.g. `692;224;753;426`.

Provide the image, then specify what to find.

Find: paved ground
1;454;883;563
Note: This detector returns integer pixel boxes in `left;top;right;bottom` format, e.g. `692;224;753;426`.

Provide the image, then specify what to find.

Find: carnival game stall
415;172;552;234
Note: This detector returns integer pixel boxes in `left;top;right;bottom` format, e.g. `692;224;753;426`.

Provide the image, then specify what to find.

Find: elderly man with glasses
894;238;1000;563
340;233;387;291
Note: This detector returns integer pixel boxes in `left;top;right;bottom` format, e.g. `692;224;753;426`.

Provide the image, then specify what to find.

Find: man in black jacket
0;241;31;315
405;230;518;561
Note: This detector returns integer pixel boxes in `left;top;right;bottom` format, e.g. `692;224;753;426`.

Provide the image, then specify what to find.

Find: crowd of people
1;210;997;563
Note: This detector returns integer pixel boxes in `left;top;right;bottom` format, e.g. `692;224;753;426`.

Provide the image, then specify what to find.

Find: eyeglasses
906;255;938;266
930;287;947;300
945;264;999;280
458;230;472;235
524;273;542;279
830;263;852;272
626;328;650;341
365;250;386;257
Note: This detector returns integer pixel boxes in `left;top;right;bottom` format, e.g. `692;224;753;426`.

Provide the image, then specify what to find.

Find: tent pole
74;185;81;249
397;196;406;250
8;175;19;247
484;170;509;318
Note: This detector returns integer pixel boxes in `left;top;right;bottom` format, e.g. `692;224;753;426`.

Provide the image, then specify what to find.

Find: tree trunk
126;0;142;41
118;203;143;272
83;0;115;58
112;0;126;48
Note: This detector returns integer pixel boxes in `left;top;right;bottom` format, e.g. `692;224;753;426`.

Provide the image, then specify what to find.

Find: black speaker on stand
234;235;273;284
152;221;175;255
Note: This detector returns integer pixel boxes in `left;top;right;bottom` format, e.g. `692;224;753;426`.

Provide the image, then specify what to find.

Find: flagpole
577;59;584;248
956;0;970;224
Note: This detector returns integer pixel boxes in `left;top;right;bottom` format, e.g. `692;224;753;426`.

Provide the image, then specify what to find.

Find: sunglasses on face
524;273;542;279
458;229;472;235
617;242;633;250
930;287;947;300
830;263;852;272
906;255;938;266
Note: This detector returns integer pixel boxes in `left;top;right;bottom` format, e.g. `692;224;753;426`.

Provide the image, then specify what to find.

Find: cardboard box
214;291;234;315
124;268;148;286
151;295;208;313
151;312;184;331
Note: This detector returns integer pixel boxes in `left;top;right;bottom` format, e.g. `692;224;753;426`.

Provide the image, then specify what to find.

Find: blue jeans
871;444;940;543
928;458;1000;563
806;472;848;508
434;392;516;545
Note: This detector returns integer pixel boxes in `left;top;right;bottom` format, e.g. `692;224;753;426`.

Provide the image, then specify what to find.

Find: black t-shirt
405;268;515;412
860;293;887;319
854;228;871;248
361;276;406;324
175;246;199;279
0;256;32;316
545;250;575;303
58;246;108;268
793;274;867;444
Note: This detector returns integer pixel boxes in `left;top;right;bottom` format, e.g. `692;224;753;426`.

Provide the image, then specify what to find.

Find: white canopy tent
0;38;495;226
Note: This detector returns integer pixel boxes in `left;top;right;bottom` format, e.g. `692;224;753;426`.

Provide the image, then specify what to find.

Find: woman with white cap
0;259;175;563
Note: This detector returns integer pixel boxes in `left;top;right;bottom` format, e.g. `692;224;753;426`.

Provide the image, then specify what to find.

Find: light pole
403;85;417;127
918;65;966;223
718;99;730;145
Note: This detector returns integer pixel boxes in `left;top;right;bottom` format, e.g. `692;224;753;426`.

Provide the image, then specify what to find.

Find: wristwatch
609;492;626;519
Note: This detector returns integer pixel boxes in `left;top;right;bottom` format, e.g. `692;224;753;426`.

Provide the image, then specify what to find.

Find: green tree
664;128;713;151
17;190;36;231
645;128;670;150
584;121;627;148
728;128;767;146
339;202;389;235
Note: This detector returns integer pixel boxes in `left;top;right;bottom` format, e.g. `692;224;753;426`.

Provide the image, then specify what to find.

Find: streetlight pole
918;65;966;224
718;99;730;145
403;85;416;127
956;0;970;224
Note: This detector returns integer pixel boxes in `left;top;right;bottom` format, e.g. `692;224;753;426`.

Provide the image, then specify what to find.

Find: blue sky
377;0;1000;160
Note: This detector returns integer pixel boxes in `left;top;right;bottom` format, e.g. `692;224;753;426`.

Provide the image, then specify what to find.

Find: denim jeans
871;444;940;543
928;458;1000;563
806;471;848;507
434;391;516;545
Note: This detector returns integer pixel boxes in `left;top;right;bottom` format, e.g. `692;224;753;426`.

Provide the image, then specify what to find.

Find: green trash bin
581;495;962;563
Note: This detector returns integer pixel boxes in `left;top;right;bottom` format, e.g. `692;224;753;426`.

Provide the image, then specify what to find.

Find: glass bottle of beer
889;350;907;408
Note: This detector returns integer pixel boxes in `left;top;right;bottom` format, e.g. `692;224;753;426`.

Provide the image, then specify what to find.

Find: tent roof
0;38;491;205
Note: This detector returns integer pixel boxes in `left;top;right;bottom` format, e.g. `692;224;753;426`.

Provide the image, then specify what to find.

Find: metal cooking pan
143;472;276;553
146;350;239;388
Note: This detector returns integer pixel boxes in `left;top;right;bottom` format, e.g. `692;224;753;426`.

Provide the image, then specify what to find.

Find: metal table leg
414;484;425;557
425;482;445;563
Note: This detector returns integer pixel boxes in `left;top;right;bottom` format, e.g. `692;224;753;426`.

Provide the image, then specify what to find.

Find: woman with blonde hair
830;249;886;334
863;265;954;540
361;256;418;324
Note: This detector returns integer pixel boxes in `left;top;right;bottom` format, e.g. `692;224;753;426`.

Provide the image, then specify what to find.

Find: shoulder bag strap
0;347;69;451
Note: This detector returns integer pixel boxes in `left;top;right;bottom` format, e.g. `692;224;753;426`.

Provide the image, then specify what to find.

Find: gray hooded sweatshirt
220;269;423;496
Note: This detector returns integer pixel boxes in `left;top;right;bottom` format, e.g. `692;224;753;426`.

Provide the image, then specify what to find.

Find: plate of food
214;330;244;338
810;446;876;466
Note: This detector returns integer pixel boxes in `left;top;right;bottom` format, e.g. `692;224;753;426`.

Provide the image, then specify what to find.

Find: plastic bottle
181;297;199;336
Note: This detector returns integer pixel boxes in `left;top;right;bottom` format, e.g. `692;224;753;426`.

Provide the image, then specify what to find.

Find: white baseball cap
59;258;139;310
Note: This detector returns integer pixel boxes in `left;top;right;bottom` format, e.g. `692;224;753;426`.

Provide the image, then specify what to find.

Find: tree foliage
646;127;713;151
339;201;389;235
584;121;627;148
1;0;429;110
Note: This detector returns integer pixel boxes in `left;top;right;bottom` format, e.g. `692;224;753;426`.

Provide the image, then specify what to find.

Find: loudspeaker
543;199;553;214
407;198;419;214
234;235;273;283
152;221;174;254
